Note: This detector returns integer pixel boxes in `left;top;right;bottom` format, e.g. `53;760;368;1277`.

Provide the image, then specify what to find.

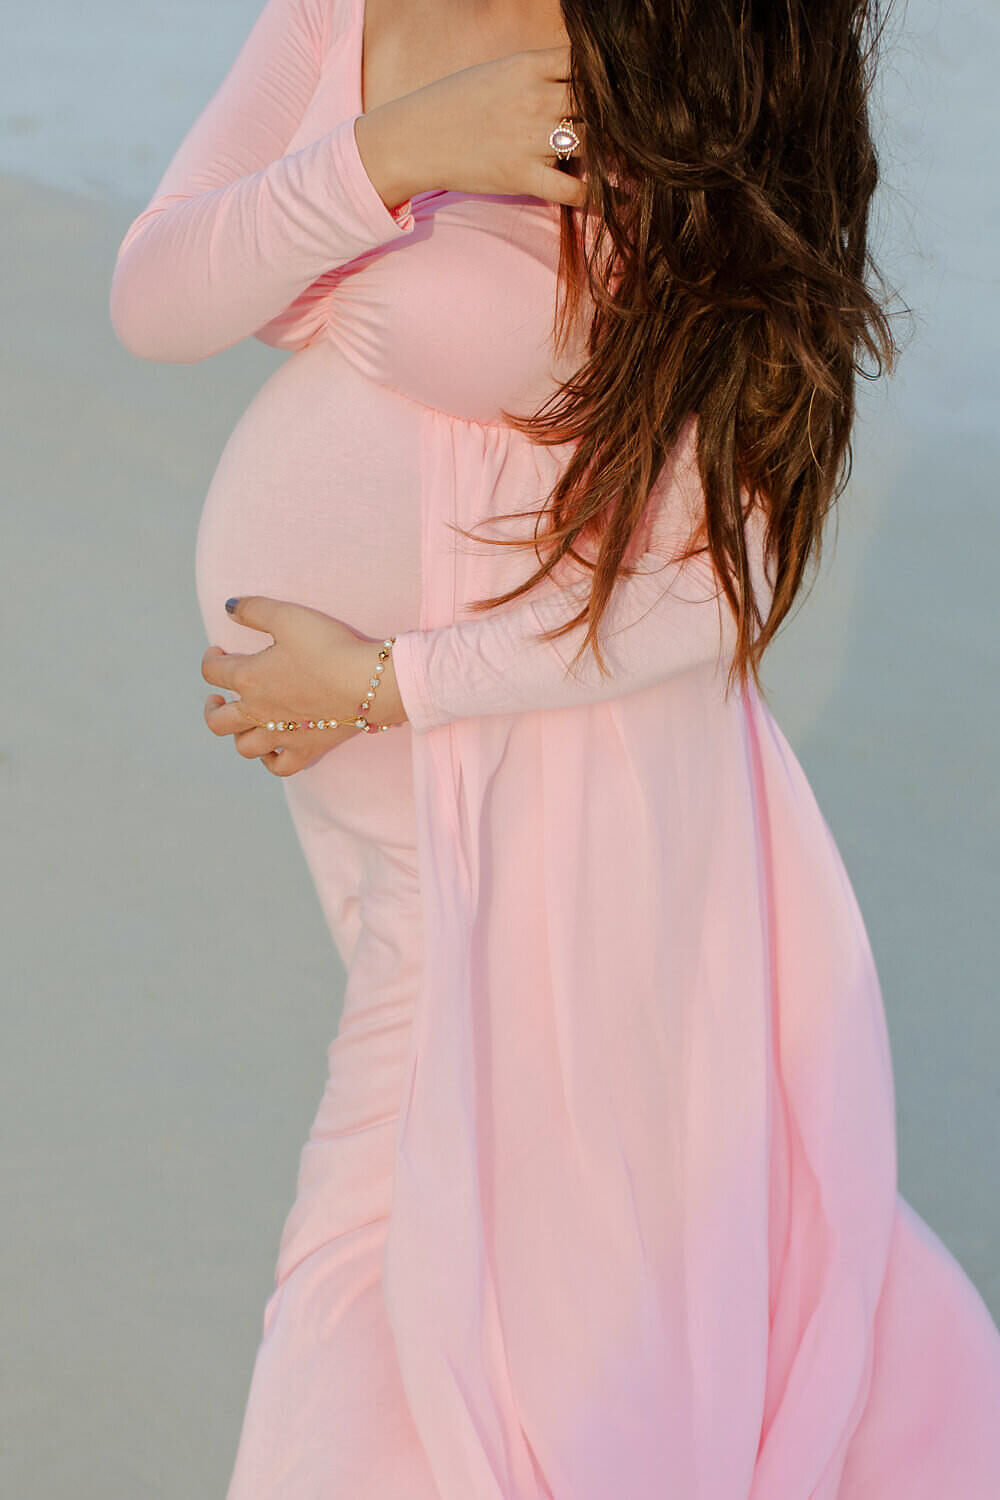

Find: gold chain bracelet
236;637;399;735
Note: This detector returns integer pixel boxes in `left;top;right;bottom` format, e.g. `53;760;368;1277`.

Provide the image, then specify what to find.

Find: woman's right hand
354;47;587;212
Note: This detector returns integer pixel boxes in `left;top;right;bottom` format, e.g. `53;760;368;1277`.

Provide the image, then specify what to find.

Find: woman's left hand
200;595;406;777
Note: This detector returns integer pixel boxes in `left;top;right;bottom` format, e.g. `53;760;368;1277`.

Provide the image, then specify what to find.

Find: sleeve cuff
391;629;447;734
325;114;416;254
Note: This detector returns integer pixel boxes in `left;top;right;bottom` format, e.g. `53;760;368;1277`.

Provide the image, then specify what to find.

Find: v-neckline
349;0;556;215
353;0;368;118
351;0;459;208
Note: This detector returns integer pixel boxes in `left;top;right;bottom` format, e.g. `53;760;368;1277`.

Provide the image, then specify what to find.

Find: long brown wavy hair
459;0;899;695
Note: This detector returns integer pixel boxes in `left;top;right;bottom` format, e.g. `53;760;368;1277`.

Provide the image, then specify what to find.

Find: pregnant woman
110;0;1000;1494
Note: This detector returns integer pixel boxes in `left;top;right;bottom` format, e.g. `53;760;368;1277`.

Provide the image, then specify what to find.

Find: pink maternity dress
109;0;1000;1494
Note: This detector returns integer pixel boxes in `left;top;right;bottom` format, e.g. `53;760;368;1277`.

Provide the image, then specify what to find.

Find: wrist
354;93;445;210
377;656;407;726
351;636;407;727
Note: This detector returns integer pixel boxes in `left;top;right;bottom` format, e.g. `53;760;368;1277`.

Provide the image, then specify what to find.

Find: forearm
390;508;772;733
353;91;449;214
250;97;444;354
108;0;440;364
391;561;723;732
110;117;418;362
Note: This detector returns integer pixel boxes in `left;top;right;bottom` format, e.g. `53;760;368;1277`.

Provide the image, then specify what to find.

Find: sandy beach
2;1;998;1494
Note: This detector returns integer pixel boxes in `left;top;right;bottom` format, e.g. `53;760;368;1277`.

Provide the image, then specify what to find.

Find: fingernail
225;597;239;614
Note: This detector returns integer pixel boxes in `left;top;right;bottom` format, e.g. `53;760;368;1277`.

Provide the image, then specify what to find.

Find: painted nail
225;597;239;614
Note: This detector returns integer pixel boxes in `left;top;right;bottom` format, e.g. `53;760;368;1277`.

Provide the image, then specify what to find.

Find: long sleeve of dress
391;432;775;732
109;0;415;363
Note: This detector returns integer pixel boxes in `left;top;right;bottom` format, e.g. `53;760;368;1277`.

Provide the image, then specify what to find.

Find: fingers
203;690;287;755
260;748;307;777
222;594;289;636
233;725;279;759
529;53;584;194
534;60;578;123
533;163;589;210
203;691;359;777
254;730;357;774
204;693;258;737
201;644;253;692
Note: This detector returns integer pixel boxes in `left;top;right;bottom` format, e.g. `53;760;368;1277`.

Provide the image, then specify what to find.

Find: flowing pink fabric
386;417;1000;1500
110;0;1000;1494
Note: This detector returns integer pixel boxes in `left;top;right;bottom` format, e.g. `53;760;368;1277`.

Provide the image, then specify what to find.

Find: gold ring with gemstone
548;118;580;161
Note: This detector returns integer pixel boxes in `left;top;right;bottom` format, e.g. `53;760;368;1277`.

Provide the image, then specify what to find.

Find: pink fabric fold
381;406;1000;1499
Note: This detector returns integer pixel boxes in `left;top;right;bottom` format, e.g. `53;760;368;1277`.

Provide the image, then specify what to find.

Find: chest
277;10;587;423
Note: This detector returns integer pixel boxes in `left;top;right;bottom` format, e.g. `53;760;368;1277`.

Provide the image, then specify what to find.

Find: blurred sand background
2;1;998;1494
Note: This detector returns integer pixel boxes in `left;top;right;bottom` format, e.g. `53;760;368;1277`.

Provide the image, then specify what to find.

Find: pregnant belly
195;339;423;656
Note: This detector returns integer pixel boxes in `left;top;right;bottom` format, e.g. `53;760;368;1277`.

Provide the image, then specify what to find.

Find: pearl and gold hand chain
236;637;399;736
